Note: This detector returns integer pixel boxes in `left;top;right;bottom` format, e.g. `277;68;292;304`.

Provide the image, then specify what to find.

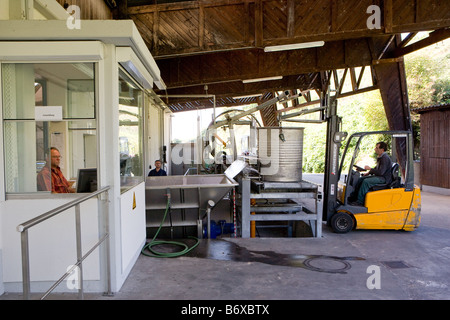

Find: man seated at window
148;159;167;176
37;147;76;193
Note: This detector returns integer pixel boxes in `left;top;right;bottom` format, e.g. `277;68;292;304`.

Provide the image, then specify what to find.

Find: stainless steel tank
257;127;304;182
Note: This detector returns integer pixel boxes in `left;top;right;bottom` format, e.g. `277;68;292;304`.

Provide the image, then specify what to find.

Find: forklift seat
369;163;401;191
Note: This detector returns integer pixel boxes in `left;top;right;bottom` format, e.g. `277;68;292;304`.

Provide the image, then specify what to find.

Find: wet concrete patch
158;238;367;274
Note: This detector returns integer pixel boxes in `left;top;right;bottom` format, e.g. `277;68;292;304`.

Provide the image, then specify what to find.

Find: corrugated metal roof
412;103;450;113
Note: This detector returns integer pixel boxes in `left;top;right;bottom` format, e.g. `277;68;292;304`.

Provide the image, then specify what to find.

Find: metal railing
17;186;112;300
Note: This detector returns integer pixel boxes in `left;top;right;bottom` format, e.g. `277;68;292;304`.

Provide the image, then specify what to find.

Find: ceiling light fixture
242;76;283;84
232;93;263;100
264;41;325;52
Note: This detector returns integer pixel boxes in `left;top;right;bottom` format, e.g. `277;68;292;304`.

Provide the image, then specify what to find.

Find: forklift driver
351;141;392;206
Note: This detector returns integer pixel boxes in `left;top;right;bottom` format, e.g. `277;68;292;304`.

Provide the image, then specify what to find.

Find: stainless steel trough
145;174;238;210
145;174;238;238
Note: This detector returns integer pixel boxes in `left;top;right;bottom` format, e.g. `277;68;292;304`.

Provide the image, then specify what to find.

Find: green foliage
339;91;389;171
432;78;450;105
302;123;327;173
405;39;450;108
339;90;389;133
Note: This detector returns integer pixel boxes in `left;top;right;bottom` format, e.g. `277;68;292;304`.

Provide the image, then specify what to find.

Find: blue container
203;220;234;239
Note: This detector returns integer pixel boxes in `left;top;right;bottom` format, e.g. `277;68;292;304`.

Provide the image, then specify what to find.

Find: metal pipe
241;178;251;238
213;95;216;125
282;119;326;123
206;200;215;239
280;106;326;120
233;188;237;238
21;230;30;300
75;203;84;300
100;190;113;297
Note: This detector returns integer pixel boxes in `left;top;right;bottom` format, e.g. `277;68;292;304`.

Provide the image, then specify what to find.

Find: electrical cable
141;195;200;258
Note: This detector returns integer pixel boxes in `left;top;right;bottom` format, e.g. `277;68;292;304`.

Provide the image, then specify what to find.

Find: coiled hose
141;194;200;258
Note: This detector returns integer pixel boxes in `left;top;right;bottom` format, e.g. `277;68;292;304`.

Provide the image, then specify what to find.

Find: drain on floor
381;260;410;269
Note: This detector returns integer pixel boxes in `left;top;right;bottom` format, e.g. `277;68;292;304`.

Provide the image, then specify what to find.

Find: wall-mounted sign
35;106;63;121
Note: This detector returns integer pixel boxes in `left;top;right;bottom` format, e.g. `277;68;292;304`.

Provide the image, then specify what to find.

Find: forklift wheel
331;212;354;234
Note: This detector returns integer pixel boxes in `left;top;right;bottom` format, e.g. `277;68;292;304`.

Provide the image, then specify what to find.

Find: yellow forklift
327;130;421;233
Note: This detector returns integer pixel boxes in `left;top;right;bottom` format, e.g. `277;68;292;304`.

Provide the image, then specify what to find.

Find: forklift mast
322;96;347;223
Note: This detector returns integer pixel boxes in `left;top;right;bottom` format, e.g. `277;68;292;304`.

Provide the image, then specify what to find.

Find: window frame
2;62;98;196
0;41;104;199
118;65;147;194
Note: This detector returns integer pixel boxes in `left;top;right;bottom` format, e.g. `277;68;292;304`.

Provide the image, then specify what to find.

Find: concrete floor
110;189;450;301
1;175;449;302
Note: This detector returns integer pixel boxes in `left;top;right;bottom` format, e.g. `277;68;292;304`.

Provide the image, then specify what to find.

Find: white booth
0;17;168;296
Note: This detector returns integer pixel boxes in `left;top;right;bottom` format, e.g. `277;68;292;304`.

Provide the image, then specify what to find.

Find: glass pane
67;77;95;118
4;121;39;193
2;63;95;120
68;120;97;179
119;69;144;191
4;120;98;193
2;62;98;194
2;64;35;119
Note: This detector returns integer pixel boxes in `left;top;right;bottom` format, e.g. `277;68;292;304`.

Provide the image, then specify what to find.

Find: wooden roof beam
391;28;450;58
157;38;373;89
128;0;450;58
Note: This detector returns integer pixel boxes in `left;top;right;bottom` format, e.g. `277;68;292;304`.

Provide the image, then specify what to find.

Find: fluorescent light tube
242;76;283;84
232;93;263;99
264;41;325;52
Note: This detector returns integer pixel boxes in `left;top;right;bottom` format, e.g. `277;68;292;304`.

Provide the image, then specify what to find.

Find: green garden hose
141;195;200;258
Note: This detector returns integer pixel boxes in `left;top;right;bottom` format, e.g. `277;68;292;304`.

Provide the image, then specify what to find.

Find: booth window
119;68;144;192
2;63;97;194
